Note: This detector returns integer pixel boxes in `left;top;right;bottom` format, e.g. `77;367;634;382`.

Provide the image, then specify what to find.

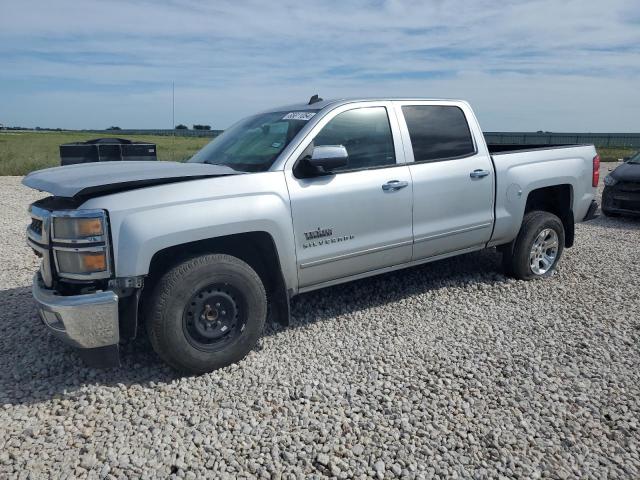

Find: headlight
51;209;111;280
604;175;618;187
52;211;106;242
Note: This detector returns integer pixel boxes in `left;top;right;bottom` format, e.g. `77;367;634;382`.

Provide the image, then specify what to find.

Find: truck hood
22;161;240;198
610;161;640;182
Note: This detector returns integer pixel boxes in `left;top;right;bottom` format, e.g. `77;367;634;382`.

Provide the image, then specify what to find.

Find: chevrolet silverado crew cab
24;97;600;373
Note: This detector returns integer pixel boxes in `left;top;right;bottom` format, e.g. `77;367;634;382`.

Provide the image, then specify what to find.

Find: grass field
595;147;637;163
0;130;636;176
0;131;211;176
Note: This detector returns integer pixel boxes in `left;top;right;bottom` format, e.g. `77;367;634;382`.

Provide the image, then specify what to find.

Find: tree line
175;124;211;131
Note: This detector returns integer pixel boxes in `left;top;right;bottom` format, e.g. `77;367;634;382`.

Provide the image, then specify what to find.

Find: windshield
627;152;640;164
189;110;318;172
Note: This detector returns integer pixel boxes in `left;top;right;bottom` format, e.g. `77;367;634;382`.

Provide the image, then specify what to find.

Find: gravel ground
1;170;639;479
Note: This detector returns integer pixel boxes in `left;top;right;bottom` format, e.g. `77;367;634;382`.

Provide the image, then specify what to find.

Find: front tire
502;211;565;280
145;254;267;374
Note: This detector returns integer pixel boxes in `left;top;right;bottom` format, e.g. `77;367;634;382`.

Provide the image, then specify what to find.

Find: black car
602;152;640;217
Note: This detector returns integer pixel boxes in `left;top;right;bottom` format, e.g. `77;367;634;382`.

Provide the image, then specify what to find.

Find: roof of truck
270;97;467;112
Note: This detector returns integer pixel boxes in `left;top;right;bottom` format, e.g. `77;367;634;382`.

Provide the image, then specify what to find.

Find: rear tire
145;254;267;374
502;211;565;280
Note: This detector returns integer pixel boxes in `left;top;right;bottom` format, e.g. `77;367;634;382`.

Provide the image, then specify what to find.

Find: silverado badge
302;227;354;249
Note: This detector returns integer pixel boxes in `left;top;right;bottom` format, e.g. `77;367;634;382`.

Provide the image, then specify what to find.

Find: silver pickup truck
24;97;600;373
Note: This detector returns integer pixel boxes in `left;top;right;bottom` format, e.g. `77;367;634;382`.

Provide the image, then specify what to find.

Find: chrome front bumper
32;274;120;350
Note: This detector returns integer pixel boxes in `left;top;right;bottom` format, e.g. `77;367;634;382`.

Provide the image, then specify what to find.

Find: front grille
30;218;43;236
27;205;49;246
617;181;640;193
27;205;54;287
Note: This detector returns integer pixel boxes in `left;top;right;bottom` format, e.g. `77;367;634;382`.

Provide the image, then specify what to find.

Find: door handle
470;169;490;179
382;180;409;191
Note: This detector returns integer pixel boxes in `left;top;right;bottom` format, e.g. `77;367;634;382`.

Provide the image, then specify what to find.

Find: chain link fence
80;129;222;138
484;132;640;148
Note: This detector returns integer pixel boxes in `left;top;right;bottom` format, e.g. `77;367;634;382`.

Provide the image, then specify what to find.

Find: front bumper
603;185;640;217
32;274;121;367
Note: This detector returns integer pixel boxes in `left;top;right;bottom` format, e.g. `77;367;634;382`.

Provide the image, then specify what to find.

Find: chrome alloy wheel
529;228;559;275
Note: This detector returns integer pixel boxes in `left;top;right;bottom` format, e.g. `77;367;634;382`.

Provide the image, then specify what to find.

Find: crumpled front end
26;197;131;368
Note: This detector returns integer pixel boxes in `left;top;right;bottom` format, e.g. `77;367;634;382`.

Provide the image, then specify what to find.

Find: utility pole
171;81;176;160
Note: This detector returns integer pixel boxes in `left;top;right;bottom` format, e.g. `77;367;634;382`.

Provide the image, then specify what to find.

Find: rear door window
402;105;475;163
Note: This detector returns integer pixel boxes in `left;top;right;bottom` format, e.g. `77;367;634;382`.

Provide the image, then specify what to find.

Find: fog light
39;309;64;330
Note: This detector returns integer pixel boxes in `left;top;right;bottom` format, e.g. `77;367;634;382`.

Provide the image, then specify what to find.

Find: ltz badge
303;227;333;240
302;227;354;249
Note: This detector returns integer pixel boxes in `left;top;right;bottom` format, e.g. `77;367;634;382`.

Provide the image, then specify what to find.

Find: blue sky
1;0;639;131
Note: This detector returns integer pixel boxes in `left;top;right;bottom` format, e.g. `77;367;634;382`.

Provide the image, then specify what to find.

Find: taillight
592;154;600;187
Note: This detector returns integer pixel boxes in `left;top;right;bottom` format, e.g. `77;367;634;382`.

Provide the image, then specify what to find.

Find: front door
285;103;413;289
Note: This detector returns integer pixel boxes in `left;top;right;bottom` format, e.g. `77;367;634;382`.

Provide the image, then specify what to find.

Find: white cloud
1;0;639;130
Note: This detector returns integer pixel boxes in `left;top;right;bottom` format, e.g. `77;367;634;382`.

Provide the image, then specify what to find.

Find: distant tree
193;124;211;131
175;124;188;130
107;126;122;131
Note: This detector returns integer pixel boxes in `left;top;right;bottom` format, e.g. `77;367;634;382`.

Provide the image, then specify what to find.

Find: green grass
596;147;637;163
0;131;636;175
0;131;211;176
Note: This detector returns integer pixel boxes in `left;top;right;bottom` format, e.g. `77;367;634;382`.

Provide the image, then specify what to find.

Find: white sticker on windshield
282;112;316;121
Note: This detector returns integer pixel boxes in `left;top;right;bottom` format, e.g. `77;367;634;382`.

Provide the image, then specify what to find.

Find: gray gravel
1;170;639;479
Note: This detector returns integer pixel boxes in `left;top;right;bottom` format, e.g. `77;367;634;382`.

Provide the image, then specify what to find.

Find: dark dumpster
60;138;157;166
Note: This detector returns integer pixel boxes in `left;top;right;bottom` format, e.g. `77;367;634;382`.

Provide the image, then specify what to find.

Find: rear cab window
401;105;476;163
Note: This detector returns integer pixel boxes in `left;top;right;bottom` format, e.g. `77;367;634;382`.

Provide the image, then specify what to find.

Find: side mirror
298;145;349;177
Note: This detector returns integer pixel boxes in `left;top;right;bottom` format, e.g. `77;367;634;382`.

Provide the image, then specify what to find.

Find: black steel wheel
145;253;267;374
183;284;245;352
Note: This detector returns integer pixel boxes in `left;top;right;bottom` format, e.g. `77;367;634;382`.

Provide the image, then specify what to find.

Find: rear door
394;101;494;260
284;102;413;289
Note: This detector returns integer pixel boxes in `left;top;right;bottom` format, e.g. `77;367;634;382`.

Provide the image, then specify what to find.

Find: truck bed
487;143;591;154
486;142;598;249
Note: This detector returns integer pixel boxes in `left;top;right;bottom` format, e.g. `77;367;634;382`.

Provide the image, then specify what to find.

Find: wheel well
525;184;574;247
144;232;289;325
